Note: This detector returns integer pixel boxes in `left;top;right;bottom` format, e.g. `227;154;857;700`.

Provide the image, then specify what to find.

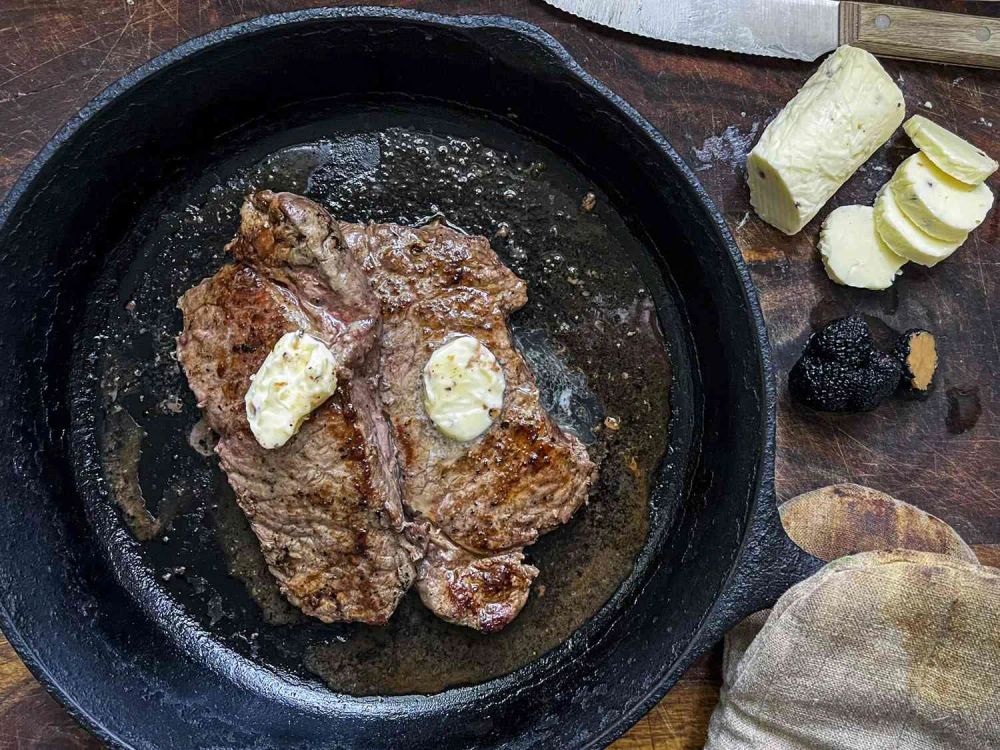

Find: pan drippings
87;106;673;694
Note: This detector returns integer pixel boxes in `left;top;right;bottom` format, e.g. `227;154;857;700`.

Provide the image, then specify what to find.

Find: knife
543;0;1000;69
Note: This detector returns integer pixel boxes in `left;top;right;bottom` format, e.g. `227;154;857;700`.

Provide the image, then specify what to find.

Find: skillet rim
0;6;775;748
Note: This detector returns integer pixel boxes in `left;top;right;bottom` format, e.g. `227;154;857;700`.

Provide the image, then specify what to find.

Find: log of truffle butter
747;46;904;235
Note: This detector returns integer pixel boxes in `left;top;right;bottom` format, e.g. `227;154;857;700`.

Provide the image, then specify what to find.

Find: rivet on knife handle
840;2;1000;69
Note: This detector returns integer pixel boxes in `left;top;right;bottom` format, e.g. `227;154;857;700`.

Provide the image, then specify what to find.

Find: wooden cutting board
0;1;997;748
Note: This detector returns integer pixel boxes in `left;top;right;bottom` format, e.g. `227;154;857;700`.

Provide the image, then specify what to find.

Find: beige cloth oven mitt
705;484;999;750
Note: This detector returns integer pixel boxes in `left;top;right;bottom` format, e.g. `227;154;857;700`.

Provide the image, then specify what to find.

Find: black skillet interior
0;9;817;749
85;100;682;697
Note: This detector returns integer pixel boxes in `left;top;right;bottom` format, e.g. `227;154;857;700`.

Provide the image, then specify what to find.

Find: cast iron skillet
0;7;822;749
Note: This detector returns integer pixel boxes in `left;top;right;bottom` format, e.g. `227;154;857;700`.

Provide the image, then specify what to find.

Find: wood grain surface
840;2;1000;69
0;1;997;748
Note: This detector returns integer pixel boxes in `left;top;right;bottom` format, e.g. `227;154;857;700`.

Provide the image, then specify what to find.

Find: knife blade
543;0;843;61
544;0;1000;69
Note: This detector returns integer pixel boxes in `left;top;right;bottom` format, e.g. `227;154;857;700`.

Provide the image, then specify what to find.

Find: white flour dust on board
693;122;760;173
858;157;892;189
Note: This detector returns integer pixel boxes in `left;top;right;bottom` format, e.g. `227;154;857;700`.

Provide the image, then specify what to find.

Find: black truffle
789;316;901;412
892;329;937;397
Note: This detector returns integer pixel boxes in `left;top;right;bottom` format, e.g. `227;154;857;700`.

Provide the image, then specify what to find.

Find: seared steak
342;220;596;630
178;191;421;624
178;190;594;631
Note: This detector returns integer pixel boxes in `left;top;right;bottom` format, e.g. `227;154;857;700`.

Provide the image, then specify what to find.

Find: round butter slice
819;205;906;290
874;184;964;267
904;115;998;185
245;331;338;449
891;152;994;242
423;335;505;442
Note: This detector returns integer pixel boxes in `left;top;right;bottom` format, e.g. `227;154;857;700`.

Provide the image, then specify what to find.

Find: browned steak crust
342;220;595;629
416;530;538;633
177;192;420;624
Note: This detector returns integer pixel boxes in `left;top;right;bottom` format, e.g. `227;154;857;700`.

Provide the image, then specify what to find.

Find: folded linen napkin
705;484;999;750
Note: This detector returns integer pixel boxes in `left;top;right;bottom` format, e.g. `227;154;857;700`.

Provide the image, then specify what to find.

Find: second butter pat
903;115;998;185
873;184;964;267
423;335;505;442
891;152;994;242
820;205;906;290
747;45;904;235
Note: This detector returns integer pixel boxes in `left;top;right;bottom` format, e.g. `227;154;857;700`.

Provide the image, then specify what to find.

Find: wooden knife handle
840;2;1000;69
